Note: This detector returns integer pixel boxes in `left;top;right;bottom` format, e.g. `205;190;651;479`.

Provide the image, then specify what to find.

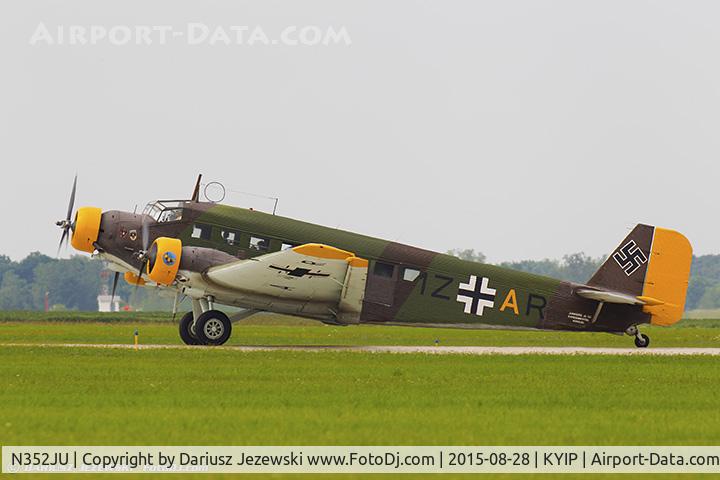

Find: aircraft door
364;260;397;307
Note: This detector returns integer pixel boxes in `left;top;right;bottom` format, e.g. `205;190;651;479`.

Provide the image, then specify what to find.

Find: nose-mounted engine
55;175;105;255
69;207;102;253
56;204;103;254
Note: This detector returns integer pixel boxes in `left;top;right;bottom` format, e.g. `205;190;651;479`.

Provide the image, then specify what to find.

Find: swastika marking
613;240;648;276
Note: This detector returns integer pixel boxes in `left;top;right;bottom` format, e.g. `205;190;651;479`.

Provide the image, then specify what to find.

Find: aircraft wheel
634;333;650;349
194;310;232;346
179;311;201;346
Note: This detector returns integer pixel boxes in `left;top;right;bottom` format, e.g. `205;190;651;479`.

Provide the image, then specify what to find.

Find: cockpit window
143;201;185;222
157;208;183;223
143;203;162;220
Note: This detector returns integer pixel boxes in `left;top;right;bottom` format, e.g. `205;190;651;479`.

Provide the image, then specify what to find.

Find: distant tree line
687;255;720;310
0;251;719;311
499;252;604;285
0;253;169;311
0;253;103;310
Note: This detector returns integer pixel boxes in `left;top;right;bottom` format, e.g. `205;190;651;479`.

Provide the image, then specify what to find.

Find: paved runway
4;343;720;356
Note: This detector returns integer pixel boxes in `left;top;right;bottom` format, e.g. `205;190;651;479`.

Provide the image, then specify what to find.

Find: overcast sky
0;0;718;263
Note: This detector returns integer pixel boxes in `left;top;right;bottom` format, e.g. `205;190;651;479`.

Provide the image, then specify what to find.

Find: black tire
179;311;201;345
634;333;650;348
194;310;232;346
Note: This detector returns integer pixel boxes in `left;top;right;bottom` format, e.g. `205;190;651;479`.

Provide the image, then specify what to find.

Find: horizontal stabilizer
575;289;662;305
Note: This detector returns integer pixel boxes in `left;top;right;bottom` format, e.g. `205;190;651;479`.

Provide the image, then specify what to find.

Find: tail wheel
194;310;232;346
179;311;201;346
634;333;650;348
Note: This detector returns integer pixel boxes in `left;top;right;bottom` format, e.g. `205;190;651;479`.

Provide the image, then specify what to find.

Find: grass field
1;313;720;479
1;313;720;348
685;308;720;319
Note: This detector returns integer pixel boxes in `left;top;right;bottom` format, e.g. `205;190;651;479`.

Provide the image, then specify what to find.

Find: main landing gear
178;298;260;346
625;325;650;349
179;312;201;345
179;296;233;346
196;310;233;345
179;309;232;346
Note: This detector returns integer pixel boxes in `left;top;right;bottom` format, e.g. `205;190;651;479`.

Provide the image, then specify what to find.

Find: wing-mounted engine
179;246;239;273
146;237;183;285
134;240;246;287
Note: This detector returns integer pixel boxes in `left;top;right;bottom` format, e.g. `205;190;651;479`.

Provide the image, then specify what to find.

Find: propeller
55;175;77;256
109;271;120;309
133;215;152;295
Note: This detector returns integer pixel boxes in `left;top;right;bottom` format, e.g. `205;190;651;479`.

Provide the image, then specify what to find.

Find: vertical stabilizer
587;224;692;326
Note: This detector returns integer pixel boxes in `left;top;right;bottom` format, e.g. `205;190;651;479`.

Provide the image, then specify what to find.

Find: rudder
640;227;693;326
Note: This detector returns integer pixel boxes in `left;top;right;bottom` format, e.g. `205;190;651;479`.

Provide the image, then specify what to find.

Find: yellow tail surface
641;228;693;326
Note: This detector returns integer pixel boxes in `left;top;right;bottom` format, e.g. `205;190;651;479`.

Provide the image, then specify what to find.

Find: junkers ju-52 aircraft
57;175;692;348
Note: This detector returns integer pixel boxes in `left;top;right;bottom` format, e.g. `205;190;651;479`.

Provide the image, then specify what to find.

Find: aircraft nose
94;210;155;259
70;207;103;253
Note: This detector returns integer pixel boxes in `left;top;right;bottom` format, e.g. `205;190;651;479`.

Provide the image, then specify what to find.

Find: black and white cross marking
613;240;648;276
269;265;330;278
456;275;496;316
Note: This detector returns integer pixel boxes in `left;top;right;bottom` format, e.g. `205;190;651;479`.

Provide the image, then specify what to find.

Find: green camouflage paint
173;202;649;333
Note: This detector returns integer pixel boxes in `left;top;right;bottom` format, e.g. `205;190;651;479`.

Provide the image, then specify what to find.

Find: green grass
1;346;719;479
5;346;720;444
684;308;720;319
2;315;720;479
2;319;720;348
676;317;720;328
2;311;720;348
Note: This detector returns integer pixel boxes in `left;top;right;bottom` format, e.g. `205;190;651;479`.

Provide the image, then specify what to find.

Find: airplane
56;175;692;348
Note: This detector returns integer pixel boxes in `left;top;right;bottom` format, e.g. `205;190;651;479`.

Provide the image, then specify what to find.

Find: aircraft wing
203;243;369;304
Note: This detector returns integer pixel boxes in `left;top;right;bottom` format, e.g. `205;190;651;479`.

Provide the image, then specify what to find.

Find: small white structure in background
97;294;121;312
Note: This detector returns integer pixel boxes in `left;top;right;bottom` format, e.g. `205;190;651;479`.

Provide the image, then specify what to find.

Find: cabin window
191;223;212;240
373;262;395;278
249;236;270;252
221;229;240;246
402;268;421;282
281;242;296;251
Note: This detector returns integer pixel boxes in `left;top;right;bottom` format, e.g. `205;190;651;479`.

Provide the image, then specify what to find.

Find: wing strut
591;301;604;324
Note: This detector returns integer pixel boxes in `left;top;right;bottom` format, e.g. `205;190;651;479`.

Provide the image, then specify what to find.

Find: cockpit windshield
142;201;185;223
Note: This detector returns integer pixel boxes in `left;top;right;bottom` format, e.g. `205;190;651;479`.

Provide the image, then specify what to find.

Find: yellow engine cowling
146;237;182;285
70;207;102;253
